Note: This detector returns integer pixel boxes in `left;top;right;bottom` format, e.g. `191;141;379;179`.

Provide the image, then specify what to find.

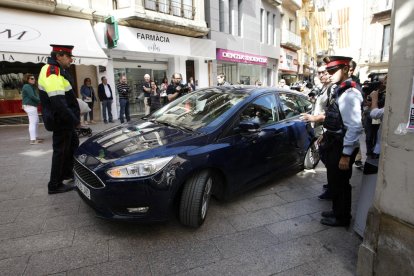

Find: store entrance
113;67;167;116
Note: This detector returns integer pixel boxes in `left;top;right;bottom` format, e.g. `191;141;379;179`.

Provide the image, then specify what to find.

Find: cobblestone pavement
0;122;363;275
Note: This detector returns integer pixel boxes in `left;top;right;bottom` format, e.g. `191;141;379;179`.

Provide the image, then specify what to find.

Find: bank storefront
93;23;215;116
216;48;276;86
278;47;299;85
0;7;107;124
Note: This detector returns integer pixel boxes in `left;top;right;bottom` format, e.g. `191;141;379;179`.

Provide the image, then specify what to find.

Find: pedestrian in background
21;73;43;145
116;75;131;123
159;77;169;106
300;64;333;200
143;73;151;115
167;73;186;101
98;76;114;124
80;77;96;124
38;44;80;194
188;76;196;91
217;73;230;86
278;79;289;89
150;81;161;113
349;60;364;169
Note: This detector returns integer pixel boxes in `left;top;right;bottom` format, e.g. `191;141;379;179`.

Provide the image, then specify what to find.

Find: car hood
79;120;198;162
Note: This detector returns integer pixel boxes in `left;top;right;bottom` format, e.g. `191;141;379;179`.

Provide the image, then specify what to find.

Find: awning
0;7;108;66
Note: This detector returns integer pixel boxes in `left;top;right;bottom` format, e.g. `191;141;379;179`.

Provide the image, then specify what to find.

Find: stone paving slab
0;124;364;275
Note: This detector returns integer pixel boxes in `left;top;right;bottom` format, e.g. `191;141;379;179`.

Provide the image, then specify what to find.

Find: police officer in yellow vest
38;44;80;194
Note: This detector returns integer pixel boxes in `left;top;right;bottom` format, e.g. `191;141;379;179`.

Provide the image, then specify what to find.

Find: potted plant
0;73;24;100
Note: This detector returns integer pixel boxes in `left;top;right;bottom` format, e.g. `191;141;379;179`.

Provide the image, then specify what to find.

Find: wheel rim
201;177;212;219
305;143;319;168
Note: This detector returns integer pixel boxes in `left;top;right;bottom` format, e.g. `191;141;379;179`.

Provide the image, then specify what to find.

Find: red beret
323;56;352;69
50;44;74;56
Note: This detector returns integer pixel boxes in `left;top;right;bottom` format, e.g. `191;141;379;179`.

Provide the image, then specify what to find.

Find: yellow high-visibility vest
38;64;72;97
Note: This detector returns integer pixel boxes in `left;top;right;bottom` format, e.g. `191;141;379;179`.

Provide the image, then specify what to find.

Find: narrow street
0;123;362;275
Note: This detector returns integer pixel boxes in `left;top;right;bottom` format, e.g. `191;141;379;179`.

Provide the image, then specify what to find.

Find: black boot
321;210;335;218
48;183;75;194
318;190;333;200
320;217;350;227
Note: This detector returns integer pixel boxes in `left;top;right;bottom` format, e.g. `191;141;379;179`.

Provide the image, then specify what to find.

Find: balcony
263;0;282;7
368;53;389;64
299;17;309;33
144;0;195;20
0;0;55;12
371;0;393;15
282;0;302;11
281;30;302;50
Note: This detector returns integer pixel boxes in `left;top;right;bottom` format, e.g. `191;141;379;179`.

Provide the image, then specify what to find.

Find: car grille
74;158;105;188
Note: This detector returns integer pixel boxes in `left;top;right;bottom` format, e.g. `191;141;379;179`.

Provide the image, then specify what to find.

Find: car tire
304;141;320;169
179;170;213;228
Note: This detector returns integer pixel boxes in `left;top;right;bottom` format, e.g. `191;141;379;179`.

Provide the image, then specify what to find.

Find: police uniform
320;56;363;226
38;45;80;194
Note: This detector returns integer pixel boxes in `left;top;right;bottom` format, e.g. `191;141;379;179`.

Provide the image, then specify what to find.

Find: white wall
374;0;414;225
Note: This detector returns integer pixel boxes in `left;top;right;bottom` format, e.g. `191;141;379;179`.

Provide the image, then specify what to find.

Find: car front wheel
179;170;213;228
304;141;320;169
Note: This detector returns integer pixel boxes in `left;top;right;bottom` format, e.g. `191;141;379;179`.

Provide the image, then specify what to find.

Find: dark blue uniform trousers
48;129;79;188
324;134;358;221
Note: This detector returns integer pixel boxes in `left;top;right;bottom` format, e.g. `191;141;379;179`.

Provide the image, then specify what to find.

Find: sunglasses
29;77;35;80
327;67;342;75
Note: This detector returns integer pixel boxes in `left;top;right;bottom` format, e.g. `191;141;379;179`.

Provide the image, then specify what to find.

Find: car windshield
149;87;249;131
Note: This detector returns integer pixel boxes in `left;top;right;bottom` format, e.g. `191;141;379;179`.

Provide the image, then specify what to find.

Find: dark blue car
74;86;319;227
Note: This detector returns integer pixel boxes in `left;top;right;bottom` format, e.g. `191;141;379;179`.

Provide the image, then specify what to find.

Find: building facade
278;0;302;85
0;0;214;123
358;0;392;81
204;0;281;86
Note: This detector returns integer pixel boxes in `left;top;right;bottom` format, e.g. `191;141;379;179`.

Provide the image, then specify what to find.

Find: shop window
219;0;225;32
381;24;391;62
238;0;243;37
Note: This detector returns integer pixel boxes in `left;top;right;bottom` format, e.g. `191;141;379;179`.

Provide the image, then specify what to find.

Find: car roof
201;85;308;98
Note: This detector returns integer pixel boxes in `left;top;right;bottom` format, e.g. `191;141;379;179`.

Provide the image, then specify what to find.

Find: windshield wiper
153;119;194;132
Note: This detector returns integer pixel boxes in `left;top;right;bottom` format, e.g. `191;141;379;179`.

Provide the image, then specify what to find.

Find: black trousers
48;129;79;188
324;134;358;221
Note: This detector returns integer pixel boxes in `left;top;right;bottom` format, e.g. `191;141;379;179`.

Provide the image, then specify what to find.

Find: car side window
279;93;303;119
297;96;313;113
240;94;279;127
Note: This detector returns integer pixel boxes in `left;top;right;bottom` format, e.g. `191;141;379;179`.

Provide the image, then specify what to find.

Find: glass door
113;67;167;116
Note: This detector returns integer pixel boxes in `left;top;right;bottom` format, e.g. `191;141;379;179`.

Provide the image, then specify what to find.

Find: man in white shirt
98;76;114;123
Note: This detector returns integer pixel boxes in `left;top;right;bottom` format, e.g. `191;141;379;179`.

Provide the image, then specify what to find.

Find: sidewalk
0;121;363;275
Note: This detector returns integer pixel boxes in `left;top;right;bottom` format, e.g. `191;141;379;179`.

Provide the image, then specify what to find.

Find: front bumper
74;159;178;222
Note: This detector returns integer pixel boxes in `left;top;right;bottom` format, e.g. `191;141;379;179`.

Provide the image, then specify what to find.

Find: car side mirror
238;121;260;133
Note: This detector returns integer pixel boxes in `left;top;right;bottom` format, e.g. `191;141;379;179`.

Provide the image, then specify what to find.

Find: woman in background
80;77;97;124
150;81;161;113
21;73;42;145
159;77;169;106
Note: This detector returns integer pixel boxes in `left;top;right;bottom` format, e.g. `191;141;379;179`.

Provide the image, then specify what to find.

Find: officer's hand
339;156;350;170
300;113;312;122
370;90;379;101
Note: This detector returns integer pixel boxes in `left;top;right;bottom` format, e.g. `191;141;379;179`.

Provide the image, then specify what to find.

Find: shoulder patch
46;65;60;78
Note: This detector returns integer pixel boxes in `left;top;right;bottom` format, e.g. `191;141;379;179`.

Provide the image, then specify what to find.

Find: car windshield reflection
150;87;248;131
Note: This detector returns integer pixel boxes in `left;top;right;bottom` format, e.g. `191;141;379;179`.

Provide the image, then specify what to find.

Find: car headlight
106;156;174;178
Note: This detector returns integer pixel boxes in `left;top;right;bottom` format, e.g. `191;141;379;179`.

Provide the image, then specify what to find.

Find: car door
277;92;313;166
212;93;289;192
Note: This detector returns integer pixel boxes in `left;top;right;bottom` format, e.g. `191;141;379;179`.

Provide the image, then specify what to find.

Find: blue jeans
101;99;113;122
119;98;130;123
